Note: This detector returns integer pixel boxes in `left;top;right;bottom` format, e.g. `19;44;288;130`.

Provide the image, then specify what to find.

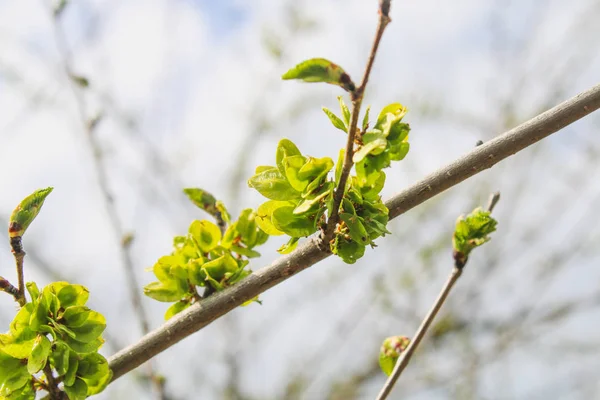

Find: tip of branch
379;0;391;17
486;192;501;213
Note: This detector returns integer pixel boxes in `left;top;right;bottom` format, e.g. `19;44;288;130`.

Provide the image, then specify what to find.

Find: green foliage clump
144;190;268;319
248;96;411;263
452;207;498;267
0;282;111;399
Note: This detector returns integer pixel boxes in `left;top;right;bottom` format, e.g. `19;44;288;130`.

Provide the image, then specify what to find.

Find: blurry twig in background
45;3;167;399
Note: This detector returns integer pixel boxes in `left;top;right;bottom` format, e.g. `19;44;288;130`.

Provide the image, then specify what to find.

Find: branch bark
108;83;600;381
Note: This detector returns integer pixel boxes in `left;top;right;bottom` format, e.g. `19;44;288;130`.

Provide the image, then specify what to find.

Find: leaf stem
321;0;392;249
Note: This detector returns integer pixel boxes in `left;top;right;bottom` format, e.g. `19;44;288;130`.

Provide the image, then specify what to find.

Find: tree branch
108;84;600;382
322;0;392;247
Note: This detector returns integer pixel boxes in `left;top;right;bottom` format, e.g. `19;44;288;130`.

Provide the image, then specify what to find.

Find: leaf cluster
0;282;110;400
452;207;498;267
248;97;411;263
144;191;269;319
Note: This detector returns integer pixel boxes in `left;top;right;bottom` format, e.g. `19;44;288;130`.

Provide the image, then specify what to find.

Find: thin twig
375;192;501;400
376;267;463;400
0;275;21;303
486;192;501;213
321;0;392;248
107;83;600;382
10;236;26;306
43;363;62;399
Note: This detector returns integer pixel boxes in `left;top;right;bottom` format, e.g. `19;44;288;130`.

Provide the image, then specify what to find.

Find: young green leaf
189;220;222;253
275;139;302;173
278;237;300;254
322;107;347;132
248;167;301;201
379;336;410;376
362;105;371;131
338;96;351;126
9;187;53;237
331;236;365;264
452;207;498;267
340;213;370;246
255;201;290;236
27;334;51;374
282;58;355;92
165;300;191;320
272;206;317;237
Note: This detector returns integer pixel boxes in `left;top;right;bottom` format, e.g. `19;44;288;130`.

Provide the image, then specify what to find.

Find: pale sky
0;0;599;399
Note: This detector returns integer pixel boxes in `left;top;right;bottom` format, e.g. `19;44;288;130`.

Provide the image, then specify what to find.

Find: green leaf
362;105;371;131
189;220;222;253
375;103;407;134
248;167;301;201
62;306;92;328
66;310;106;344
78;353;112;395
389;141;410;161
0;333;35;360
236;209;258;246
379;336;410;376
164;300;191;320
276;139;302;175
272;206;317;237
340;213;370;246
63;336;104;354
298;156;334;183
338;96;351;126
64;350;79;386
25;282;39;301
183;188;231;224
452;207;498;262
294;182;333;215
144;281;186;303
334;149;344;186
202;253;239;282
230;245;261;258
282;58;355;92
27;334;51;374
278;237;299;254
331;236;365;264
0;379;35;399
0;350;29;391
50;342;70;376
353;131;387;163
29;300;48;332
57;284;90;308
255;201;291;236
322;107;346;132
283;155;309;192
64;378;88;400
9;187;53;237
